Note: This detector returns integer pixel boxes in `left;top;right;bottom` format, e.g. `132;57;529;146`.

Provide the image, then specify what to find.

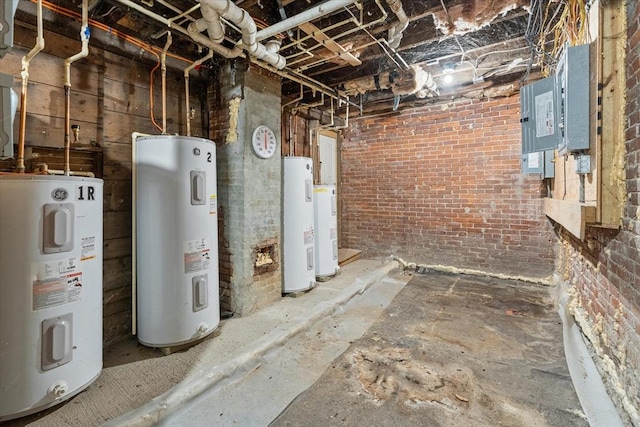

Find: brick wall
340;96;555;278
559;3;640;423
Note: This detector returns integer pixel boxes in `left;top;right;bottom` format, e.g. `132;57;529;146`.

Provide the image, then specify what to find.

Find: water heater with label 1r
283;157;315;293
135;135;219;348
0;175;103;422
314;184;339;279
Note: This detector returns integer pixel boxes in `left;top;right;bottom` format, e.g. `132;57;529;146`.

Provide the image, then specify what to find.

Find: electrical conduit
63;0;89;175
184;51;214;136
16;0;45;173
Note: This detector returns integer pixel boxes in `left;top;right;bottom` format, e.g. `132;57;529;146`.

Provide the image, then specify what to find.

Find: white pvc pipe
199;0;286;69
64;0;89;175
161;32;172;134
184;51;214;136
16;0;45;173
115;0;242;59
255;0;358;41
64;0;89;87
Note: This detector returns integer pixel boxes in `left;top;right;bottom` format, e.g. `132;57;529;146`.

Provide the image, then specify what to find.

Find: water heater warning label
81;236;97;261
32;258;83;311
184;238;211;274
303;224;314;245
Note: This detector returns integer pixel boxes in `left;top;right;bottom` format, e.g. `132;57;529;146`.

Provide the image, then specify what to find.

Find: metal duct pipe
16;0;45;173
63;0;89;175
184;51;214;136
161;32;172;134
255;0;359;41
386;0;408;49
199;0;286;69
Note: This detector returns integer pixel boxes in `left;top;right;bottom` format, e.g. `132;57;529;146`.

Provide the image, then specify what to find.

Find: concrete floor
2;260;617;426
272;272;588;427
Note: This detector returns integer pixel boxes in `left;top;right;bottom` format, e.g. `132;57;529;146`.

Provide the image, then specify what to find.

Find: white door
318;132;337;185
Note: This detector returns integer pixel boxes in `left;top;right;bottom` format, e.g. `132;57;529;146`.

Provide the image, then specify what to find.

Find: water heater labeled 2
0;175;103;421
283;157;316;293
314;185;339;279
135;135;219;348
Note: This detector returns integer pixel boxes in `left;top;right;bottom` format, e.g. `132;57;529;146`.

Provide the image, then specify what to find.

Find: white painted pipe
386;0;408;49
256;0;358;41
16;0;45;173
115;0;242;59
161;32;172;134
199;0;287;69
131;131;151;337
63;0;89;175
184;51;214;136
64;0;89;87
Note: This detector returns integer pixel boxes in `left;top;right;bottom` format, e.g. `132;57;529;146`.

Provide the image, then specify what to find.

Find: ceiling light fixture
441;63;455;84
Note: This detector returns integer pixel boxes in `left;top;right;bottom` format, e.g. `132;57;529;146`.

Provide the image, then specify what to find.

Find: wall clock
251;125;277;159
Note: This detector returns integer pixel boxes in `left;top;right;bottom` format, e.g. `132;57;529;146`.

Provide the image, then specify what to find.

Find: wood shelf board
544;198;596;240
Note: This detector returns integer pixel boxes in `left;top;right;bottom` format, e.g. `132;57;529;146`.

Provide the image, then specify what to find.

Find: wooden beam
544;198;596;240
298;22;362;66
598;0;626;227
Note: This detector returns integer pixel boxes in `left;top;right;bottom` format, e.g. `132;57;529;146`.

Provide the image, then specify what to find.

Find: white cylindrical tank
135;135;219;347
313;185;339;279
283;157;315;293
0;175;103;422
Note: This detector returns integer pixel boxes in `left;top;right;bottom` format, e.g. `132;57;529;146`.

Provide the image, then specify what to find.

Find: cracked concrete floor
271;271;588;427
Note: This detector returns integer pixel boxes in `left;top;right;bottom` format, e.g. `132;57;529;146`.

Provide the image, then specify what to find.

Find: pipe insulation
385;0;408;49
16;0;45;173
198;0;286;69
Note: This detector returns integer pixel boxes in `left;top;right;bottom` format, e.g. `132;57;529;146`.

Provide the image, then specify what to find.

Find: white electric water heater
0;175;103;421
283;157;315;293
313;185;339;278
135;135;219;348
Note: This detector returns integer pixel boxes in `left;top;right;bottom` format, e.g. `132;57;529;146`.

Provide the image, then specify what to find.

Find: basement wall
340;95;555;278
558;2;640;423
0;20;207;347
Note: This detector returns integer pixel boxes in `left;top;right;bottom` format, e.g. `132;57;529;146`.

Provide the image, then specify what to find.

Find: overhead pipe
63;0;89;175
184;51;214;136
115;0;243;59
385;0;408;49
255;0;359;42
160;31;172;134
197;0;286;69
16;0;45;173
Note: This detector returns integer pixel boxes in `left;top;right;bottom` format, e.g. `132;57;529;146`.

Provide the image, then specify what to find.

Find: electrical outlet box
574;153;591;174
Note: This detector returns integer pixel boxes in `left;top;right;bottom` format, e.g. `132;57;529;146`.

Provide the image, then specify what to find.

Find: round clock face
251;125;277;159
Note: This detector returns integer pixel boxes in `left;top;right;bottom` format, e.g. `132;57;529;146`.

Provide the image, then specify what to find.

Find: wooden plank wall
1;23;207;346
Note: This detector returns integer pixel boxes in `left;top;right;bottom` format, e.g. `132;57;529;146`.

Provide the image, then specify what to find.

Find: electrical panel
556;43;591;153
520;76;559;154
522;150;555;178
0;0;19;58
0;72;17;159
